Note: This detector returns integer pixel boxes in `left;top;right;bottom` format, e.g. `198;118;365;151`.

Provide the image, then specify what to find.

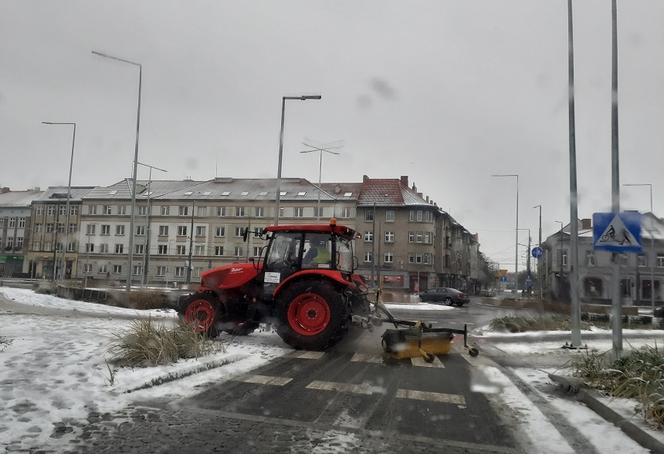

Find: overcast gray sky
2;0;664;268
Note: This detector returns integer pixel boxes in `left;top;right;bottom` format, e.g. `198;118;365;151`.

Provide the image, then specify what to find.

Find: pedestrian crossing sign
592;211;642;253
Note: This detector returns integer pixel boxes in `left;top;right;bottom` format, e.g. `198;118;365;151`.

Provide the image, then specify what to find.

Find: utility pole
567;0;582;347
136;161;167;286
610;0;622;357
534;204;543;300
371;202;376;287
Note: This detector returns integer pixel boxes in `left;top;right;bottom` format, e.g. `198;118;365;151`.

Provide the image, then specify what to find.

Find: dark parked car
419;287;470;306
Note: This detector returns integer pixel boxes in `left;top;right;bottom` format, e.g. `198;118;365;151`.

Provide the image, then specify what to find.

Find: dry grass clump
489;314;590;333
110;319;212;367
573;345;664;427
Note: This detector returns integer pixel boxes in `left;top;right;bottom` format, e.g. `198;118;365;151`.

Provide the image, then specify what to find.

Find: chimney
425;195;430;203
363;175;369;183
581;218;592;229
400;175;408;187
417;192;423;198
411;182;417;192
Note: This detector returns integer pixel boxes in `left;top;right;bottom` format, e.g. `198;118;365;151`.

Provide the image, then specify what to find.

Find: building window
113;264;122;274
365;210;374;222
584;277;603;298
176;245;187;255
179;206;189;216
195;226;206;237
59;205;67;216
156;266;167;276
423;253;432;264
340;207;351;218
585;251;596;266
158;244;168;255
214;246;224;256
385;210;395;222
255;207;264;218
416;232;423;243
103;205;112;215
100;243;109;253
177;225;188;236
385;231;395;243
294;207;304;218
235;207;245;217
175;267;186;278
8;218;16;228
314;207;324;218
135;244;144;254
115;225;125;236
46;223;54;233
408;232;415;243
18;218;25;228
101;225;110;236
136;225;145;236
88;205;97;215
194;245;205;255
66;241;75;252
36;206;43;215
68;224;76;233
118;205;127;215
133;265;143;276
70;206;78;216
215;226;225;237
115;244;124;254
160;206;170;216
158;225;169;236
194;267;203;278
57;223;65;233
98;264;108;274
83;263;93;273
47;206;55;216
638;254;647;267
34;224;43;233
235;227;244;237
138;206;148;216
384;252;393;263
197;206;207;217
364;251;373;263
216;207;226;217
253;246;262;257
85;243;94;253
562;251;568;267
86;224;95;235
658;255;664;268
364;232;373;242
423;232;432;244
234;246;243;257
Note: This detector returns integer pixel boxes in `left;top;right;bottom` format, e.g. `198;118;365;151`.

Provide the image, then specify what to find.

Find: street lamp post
274;95;321;226
555;221;565;288
492;174;519;293
534;205;543;300
300;141;341;220
624;183;655;315
136;162;167;286
92;50;142;292
42;121;76;282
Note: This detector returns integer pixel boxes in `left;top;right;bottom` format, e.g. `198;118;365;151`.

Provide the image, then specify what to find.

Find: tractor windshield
336;237;353;274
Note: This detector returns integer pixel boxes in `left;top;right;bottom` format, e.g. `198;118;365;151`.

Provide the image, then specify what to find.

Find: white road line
236;374;293;386
289;350;326;360
411;356;445;368
396;389;466;406
306;380;385;395
350;353;383;364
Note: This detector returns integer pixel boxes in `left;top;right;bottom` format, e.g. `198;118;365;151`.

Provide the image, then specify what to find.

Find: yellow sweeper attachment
373;292;479;362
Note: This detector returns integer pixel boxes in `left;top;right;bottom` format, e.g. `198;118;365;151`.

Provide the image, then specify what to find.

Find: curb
548;373;664;454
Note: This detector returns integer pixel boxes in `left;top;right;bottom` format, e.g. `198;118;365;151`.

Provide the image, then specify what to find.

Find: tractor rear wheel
181;294;220;338
276;279;349;351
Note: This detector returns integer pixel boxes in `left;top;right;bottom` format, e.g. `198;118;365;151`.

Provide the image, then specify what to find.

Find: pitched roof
0;190;44;208
34;186;95;203
356;178;431;207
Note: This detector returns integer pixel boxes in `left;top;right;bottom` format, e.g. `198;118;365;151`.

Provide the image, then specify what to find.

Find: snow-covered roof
0;189;44;208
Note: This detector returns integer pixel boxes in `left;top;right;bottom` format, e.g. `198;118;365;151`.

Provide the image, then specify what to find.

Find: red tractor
177;220;374;351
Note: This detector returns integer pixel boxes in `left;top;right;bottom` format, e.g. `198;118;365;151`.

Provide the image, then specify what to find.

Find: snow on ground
0;289;289;451
0;287;177;319
383;303;455;311
478;328;664;338
478;365;575;454
512;368;650;454
490;338;662;355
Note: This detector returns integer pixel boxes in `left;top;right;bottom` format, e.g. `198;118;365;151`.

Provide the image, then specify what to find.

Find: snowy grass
110;319;212;367
489;314;591;333
383;302;455;311
573;345;664;427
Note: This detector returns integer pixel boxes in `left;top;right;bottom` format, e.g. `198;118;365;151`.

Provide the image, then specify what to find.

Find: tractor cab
258;221;356;301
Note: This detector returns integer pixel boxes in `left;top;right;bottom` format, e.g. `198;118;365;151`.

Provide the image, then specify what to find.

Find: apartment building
24;186;95;279
77;178;357;285
0;187;43;276
541;213;664;305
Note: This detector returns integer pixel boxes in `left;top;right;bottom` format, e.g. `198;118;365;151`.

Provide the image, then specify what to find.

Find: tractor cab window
336;237;353;274
265;232;301;275
302;233;332;269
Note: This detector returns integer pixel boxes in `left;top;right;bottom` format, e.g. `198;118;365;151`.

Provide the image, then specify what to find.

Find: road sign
500;276;508;283
531;247;543;258
593;212;642;253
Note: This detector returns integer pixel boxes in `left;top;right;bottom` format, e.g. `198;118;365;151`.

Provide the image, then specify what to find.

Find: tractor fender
273;270;352;299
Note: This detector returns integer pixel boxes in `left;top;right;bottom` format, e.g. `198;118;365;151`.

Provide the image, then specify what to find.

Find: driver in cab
302;239;331;269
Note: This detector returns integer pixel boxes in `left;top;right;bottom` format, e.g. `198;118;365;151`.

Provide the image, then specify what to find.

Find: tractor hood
200;262;262;291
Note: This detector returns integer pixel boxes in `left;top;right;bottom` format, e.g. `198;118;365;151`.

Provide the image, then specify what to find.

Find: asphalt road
74;298;526;453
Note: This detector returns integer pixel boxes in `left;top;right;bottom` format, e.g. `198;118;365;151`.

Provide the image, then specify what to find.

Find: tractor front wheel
181;294;220;338
276;280;349;351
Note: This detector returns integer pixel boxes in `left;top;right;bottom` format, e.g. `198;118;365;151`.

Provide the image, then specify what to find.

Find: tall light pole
624;183;655;315
274;95;321;225
92;50;142;292
42;121;76;282
567;0;582;349
492;174;519;293
137;161;167;286
555;220;565;299
534;205;543;300
300;141;342;220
